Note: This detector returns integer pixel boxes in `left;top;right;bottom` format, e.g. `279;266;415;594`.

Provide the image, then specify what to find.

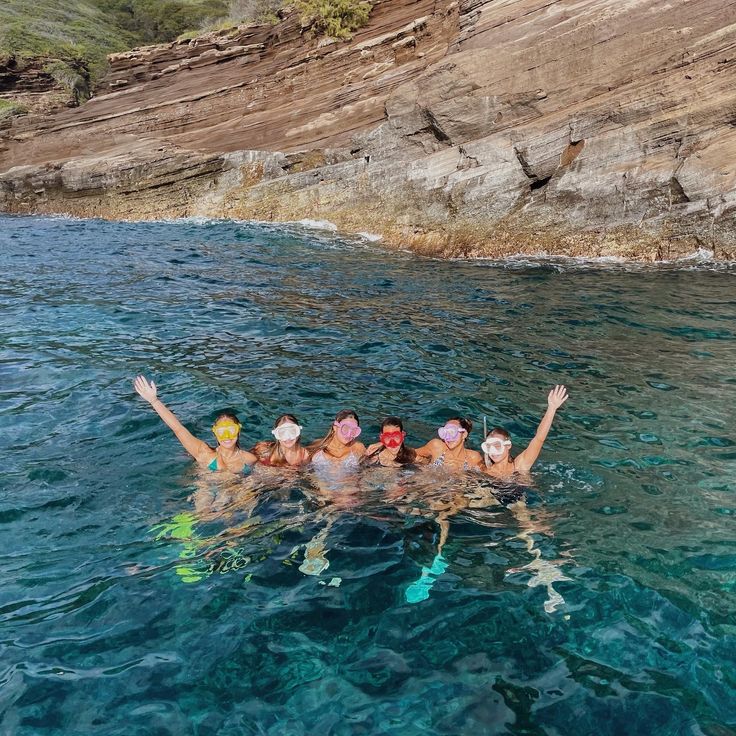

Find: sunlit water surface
1;216;735;735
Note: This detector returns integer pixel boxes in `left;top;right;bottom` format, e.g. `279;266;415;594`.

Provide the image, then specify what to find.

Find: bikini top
432;453;471;471
312;449;361;470
207;454;251;473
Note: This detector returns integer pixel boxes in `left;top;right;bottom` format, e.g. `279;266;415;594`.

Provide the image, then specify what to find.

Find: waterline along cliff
1;0;735;259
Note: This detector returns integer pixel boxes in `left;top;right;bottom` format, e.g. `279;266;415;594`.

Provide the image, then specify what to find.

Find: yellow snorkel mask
212;419;241;441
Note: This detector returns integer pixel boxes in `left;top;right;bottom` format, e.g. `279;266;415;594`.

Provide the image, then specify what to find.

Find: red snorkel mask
379;430;405;449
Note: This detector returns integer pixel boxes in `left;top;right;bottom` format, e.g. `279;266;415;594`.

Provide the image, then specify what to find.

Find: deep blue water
0;215;735;735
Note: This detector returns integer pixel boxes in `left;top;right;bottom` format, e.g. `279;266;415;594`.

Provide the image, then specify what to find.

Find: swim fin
405;554;448;603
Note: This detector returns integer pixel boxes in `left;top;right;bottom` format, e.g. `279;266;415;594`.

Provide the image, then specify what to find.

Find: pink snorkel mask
334;419;361;442
438;423;467;443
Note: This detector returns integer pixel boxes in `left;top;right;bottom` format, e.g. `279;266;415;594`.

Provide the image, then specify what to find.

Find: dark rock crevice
669;175;690;205
513;145;551;192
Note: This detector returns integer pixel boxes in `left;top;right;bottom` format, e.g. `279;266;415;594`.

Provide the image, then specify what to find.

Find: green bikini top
207;455;251;474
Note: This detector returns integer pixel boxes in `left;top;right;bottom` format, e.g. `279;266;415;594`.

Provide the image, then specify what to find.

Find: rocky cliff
2;0;735;259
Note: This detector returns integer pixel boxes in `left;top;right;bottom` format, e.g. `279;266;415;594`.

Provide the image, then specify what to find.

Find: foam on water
294;218;339;231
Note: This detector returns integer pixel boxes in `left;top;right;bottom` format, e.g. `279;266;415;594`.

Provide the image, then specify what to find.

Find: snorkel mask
481;437;511;459
379;430;405;449
272;422;302;442
438;423;467;443
334;419;361;442
212;419;241;441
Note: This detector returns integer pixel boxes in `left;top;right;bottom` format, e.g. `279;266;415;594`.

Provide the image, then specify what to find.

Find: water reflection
150;465;571;616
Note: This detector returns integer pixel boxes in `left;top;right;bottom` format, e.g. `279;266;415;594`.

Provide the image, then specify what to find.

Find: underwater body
0;215;734;735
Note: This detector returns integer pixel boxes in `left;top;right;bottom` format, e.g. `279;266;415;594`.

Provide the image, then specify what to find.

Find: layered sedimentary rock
2;0;736;259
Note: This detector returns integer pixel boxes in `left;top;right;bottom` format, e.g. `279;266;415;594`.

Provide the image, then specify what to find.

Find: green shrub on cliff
0;99;28;121
43;59;91;104
294;0;373;39
92;0;229;44
176;0;282;40
0;0;134;79
226;0;282;24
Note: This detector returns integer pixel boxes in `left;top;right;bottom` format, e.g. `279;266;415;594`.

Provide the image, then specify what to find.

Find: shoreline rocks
1;0;735;261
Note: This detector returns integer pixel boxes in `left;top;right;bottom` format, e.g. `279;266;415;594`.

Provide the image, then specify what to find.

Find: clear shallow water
1;215;735;735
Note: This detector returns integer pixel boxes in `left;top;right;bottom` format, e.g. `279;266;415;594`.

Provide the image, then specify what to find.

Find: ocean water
0;215;734;735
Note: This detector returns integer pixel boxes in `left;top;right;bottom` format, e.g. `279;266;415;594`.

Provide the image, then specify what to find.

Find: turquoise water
1;215;735;735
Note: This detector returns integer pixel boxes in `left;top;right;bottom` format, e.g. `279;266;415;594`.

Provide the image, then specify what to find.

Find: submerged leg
405;512;451;604
299;516;335;576
508;501;570;613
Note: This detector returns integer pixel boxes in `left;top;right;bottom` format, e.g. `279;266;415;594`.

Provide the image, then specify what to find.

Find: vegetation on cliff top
0;0;228;80
179;0;375;42
1;0;374;84
295;0;373;39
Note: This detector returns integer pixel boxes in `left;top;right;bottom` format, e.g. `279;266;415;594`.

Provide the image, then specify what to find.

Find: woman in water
415;417;483;471
481;384;569;478
250;414;310;468
133;375;256;473
363;416;421;468
297;410;366;575
309;409;366;469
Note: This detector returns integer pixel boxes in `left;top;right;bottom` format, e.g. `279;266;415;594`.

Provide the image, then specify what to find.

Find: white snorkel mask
481;436;511;459
271;422;302;442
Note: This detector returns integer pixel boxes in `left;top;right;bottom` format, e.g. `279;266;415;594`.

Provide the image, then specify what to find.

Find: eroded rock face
1;0;735;259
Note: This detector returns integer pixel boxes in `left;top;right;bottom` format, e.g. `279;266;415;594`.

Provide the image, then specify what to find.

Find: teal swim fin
405;554;448;603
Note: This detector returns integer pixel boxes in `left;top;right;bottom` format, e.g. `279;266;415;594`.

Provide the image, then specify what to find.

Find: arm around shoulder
415;438;442;460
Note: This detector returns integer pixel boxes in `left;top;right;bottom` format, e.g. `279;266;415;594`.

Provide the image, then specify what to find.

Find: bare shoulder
240;449;259;465
466;449;483;464
197;445;217;464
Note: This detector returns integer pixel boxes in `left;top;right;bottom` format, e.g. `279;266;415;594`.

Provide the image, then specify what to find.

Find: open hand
547;384;568;410
134;375;158;404
365;442;383;454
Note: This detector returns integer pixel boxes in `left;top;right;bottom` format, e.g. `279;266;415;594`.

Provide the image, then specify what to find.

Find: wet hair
251;413;303;467
487;426;510;441
214;411;242;447
364;415;417;465
447;416;473;435
381;416;403;432
307;409;360;456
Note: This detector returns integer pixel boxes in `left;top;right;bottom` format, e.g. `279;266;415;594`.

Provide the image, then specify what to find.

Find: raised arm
515;385;568;473
134;375;213;462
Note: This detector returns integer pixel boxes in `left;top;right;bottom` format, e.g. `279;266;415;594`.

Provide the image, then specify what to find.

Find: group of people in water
134;375;571;604
133;375;569;482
